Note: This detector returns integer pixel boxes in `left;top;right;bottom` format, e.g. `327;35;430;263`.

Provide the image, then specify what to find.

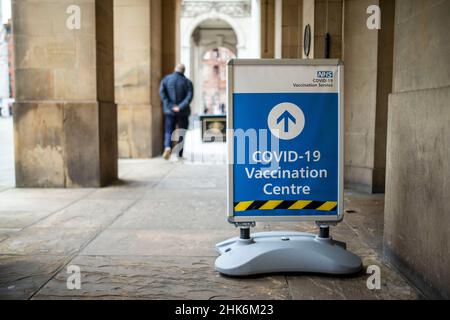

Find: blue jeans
164;114;189;157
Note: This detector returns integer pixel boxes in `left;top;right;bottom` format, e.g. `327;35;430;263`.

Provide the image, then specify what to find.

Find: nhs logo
317;71;334;78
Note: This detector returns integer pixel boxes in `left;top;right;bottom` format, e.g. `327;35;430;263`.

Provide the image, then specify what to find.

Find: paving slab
118;160;148;177
109;197;229;230
155;177;226;190
0;173;14;187
33;199;135;229
0;197;77;213
86;180;157;200
0;228;21;243
144;188;225;200
286;245;419;300
0;211;53;229
0;228;21;237
342;192;385;254
0;227;99;256
286;271;418;300
121;161;175;181
0;156;420;300
0;188;94;200
34;255;290;300
270;215;418;299
0;186;11;193
165;164;226;179
0;255;71;300
80;230;237;257
0;181;14;188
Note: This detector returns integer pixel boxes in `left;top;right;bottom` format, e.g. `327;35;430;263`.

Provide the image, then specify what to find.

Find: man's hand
172;105;180;113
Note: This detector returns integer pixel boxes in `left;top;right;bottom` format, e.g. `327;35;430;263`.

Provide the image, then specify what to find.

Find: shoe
162;147;171;160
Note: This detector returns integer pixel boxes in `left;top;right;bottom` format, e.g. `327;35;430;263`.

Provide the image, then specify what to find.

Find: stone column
277;0;392;193
252;0;262;58
302;0;313;58
342;0;394;193
192;44;202;116
280;0;342;59
281;0;303;58
274;0;283;58
114;0;163;158
314;0;343;59
13;0;117;188
162;0;180;77
260;0;275;58
384;0;450;299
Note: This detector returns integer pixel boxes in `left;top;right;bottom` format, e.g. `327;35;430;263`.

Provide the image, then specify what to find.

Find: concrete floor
0;117;419;299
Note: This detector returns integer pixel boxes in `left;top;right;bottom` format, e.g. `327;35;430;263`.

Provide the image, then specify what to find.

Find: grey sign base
215;231;363;276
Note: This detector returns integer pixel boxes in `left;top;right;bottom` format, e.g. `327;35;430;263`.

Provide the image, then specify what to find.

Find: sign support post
215;59;362;276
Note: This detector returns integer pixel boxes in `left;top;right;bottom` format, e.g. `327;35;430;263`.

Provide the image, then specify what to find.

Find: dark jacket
159;72;194;116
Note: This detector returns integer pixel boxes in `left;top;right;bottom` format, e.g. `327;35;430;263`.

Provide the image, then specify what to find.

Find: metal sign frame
227;59;344;224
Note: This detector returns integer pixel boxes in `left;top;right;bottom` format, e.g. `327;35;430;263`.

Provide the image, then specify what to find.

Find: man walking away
159;64;194;160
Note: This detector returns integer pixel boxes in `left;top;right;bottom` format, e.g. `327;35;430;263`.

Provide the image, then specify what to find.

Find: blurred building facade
0;5;10;104
6;19;13;99
202;47;235;115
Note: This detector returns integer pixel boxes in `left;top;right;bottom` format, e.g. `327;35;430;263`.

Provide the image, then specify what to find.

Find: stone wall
384;0;450;299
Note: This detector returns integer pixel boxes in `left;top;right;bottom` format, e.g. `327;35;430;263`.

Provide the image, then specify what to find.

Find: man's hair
175;64;186;74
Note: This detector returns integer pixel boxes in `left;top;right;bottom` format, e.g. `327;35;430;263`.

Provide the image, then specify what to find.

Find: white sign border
227;59;344;224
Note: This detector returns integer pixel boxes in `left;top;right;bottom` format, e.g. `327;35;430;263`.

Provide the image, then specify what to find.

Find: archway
181;18;239;116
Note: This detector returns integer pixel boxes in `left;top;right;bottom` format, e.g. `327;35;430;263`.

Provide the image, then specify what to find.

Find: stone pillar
373;0;394;192
274;0;283;58
162;0;180;77
384;0;450;299
260;0;275;58
302;0;313;58
314;0;343;59
13;0;117;188
281;0;303;58
277;0;391;193
342;0;393;193
114;0;163;158
252;0;262;58
279;0;343;59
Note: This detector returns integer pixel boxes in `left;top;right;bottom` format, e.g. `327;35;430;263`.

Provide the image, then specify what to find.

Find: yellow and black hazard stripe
234;200;337;212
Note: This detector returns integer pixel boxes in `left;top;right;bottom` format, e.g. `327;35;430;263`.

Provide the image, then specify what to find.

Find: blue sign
228;61;343;222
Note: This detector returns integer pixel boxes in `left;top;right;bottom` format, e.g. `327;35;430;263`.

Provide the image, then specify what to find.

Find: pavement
0;117;420;299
